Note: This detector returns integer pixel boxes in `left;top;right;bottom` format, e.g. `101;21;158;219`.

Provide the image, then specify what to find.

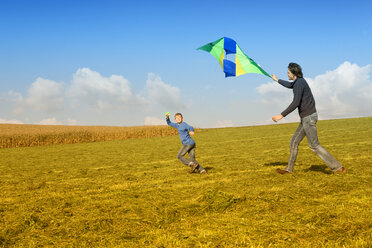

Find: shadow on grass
305;164;333;174
204;166;213;171
264;161;287;166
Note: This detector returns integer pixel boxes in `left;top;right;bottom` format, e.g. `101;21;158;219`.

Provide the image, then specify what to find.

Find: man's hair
175;113;183;118
288;63;303;78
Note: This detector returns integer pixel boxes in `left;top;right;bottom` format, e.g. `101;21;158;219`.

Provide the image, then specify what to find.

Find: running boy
166;112;206;174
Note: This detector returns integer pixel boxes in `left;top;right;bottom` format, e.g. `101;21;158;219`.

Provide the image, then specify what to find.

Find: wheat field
0;124;180;148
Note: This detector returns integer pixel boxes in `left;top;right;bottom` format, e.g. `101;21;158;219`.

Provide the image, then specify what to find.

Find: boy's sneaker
190;162;198;173
200;169;207;174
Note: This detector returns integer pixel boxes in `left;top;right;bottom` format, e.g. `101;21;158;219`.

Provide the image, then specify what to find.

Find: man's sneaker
190;162;198;173
200;169;207;174
276;168;291;174
335;167;346;174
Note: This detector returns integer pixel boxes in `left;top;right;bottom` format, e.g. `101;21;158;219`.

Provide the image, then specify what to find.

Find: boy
271;63;345;174
166;112;206;174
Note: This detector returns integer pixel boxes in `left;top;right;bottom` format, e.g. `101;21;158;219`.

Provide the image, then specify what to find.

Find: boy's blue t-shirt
166;118;195;145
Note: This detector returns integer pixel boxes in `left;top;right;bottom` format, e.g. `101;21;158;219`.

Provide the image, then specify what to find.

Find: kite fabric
198;37;272;78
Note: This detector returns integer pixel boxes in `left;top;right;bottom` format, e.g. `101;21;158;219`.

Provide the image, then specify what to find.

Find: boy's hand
165;112;170;118
189;131;195;135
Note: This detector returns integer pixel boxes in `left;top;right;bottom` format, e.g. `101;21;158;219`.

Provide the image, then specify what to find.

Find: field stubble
0;117;371;247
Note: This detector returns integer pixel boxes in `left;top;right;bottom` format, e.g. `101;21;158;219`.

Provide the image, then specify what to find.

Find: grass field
1;117;371;247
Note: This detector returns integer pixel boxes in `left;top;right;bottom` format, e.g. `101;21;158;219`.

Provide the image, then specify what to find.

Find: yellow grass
0;124;182;148
0;117;371;247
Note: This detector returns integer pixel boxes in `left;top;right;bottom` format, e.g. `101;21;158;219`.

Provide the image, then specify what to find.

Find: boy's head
175;113;183;124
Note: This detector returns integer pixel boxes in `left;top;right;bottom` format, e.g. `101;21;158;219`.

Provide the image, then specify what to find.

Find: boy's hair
175;113;183;118
288;63;303;78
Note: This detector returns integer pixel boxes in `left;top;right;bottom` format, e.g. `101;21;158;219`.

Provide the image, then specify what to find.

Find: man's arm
271;74;294;88
281;83;303;117
278;79;294;89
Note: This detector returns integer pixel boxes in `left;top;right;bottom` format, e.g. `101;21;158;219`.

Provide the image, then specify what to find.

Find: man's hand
272;114;283;123
271;74;278;82
189;131;195;135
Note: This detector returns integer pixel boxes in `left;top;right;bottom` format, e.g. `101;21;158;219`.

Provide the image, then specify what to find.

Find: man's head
175;113;183;124
287;63;303;80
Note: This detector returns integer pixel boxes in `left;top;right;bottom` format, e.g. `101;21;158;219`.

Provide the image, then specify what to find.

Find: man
271;63;345;174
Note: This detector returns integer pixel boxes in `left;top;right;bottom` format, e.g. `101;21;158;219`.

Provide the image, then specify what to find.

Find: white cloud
8;78;64;114
68;68;147;110
307;62;372;118
256;62;372;120
257;81;287;95
3;68;187;126
144;116;165;126
0;118;24;124
34;118;77;126
256;81;291;105
7;90;25;114
27;78;64;113
37;118;63;125
66;118;78;125
214;120;234;128
145;73;186;109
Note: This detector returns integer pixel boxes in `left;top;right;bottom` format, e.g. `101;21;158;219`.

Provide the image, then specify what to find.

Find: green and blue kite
198;37;271;78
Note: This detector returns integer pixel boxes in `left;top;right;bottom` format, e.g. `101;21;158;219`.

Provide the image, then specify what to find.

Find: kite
198;37;271;78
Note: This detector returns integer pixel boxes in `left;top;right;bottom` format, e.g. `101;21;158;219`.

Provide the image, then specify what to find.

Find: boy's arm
166;117;177;128
185;122;195;135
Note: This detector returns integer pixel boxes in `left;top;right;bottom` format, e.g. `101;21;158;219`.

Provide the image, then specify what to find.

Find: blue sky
1;0;372;127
